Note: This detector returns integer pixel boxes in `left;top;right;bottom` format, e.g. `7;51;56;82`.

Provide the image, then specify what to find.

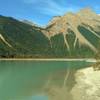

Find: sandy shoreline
0;58;97;62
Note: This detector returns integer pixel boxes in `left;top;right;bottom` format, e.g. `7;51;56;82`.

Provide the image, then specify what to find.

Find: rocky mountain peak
77;8;97;18
44;8;100;53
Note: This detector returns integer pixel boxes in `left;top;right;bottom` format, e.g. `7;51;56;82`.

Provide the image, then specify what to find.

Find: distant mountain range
0;8;100;58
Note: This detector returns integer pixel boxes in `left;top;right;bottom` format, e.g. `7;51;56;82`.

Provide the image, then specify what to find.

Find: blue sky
0;0;100;26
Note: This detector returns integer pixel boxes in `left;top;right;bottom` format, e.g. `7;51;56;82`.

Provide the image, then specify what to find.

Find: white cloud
22;0;80;15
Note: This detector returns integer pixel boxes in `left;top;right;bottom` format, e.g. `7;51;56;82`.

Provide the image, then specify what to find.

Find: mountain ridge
0;8;100;58
44;8;100;53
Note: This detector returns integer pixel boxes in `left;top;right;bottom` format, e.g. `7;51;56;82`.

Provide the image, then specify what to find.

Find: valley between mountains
0;8;100;58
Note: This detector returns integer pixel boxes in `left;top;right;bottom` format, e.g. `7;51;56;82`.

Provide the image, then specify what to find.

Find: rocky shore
71;67;100;100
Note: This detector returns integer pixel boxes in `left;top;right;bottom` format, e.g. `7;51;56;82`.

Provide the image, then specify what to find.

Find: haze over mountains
0;8;100;58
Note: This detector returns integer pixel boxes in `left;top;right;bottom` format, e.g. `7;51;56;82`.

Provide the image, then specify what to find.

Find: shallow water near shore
0;60;93;100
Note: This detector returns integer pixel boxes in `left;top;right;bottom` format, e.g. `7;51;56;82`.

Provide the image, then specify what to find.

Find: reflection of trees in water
43;67;77;100
42;61;92;100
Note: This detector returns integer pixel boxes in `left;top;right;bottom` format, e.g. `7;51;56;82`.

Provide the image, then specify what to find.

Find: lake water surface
0;60;93;100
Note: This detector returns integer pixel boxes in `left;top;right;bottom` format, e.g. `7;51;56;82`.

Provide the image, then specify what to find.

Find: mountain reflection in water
0;60;92;100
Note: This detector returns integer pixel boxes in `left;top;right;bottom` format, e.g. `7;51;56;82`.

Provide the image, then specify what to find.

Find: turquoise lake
0;60;93;100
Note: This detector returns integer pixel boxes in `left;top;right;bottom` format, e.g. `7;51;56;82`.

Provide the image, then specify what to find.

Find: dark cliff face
0;8;100;58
